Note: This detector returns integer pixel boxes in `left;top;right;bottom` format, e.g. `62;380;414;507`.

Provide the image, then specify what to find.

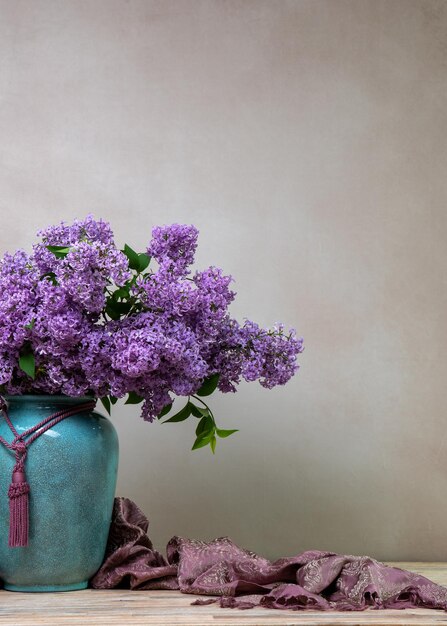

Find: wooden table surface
0;563;447;626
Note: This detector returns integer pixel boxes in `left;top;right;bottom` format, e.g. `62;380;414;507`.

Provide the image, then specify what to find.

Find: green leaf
195;415;213;437
47;245;71;252
190;403;202;418
192;431;214;450
19;352;35;379
46;245;72;259
105;305;120;320
216;428;239;438
163;403;192;423
124;392;144;405
122;244;141;271
110;396;118;405
195;406;210;418
42;272;58;285
105;298;132;319
210;435;217;454
157;402;173;419
138;253;151;272
112;287;130;300
196;373;220;397
100;396;111;415
25;318;36;330
114;301;133;314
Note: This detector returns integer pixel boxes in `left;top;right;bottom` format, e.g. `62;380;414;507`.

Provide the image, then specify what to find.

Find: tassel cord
0;397;96;547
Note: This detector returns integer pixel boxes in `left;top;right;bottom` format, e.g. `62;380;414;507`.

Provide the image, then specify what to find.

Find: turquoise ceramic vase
0;396;119;592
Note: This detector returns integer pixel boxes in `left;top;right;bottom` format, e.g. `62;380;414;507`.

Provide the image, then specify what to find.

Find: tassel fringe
8;479;30;547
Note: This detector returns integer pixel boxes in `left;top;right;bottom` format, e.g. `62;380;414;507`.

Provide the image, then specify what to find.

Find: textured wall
0;0;446;561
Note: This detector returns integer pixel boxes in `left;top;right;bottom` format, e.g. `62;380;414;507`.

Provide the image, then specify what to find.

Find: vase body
0;396;119;592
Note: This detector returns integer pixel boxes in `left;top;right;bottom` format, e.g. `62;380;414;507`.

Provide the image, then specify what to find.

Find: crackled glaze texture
0;396;119;592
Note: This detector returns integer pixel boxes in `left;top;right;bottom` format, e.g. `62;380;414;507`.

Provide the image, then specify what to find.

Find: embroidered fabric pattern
89;498;447;613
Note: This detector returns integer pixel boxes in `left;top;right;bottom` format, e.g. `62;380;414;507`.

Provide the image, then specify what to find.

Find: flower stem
191;395;216;425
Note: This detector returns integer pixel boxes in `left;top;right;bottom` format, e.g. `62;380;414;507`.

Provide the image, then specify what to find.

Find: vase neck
4;395;95;407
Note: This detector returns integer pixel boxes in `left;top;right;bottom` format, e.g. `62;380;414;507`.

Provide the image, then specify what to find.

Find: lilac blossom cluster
0;217;303;449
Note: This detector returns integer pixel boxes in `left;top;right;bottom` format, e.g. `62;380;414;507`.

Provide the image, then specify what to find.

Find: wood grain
0;563;446;625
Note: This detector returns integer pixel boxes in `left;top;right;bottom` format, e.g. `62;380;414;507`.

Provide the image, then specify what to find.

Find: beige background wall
0;0;446;561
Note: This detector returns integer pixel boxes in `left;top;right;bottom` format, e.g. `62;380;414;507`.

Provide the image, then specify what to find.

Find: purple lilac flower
0;217;303;428
34;215;130;314
148;224;198;277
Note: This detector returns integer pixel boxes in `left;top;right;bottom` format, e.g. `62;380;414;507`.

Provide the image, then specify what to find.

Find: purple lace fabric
90;498;447;612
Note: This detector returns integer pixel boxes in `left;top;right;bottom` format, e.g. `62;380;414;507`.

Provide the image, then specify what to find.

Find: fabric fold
90;497;447;612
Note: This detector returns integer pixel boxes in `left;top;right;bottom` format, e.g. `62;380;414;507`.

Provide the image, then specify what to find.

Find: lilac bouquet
0;216;303;452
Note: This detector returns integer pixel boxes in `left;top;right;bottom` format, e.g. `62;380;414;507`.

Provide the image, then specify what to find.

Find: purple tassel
8;469;30;547
0;398;95;548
